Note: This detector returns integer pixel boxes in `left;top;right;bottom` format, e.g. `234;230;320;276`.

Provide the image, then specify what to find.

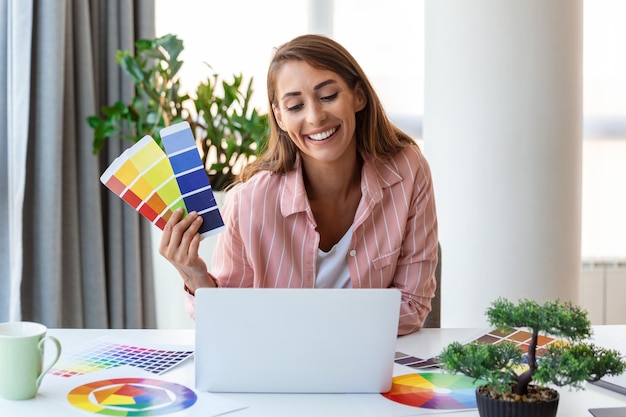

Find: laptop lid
194;288;401;393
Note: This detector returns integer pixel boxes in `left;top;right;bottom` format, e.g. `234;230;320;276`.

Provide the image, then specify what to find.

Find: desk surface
1;327;624;416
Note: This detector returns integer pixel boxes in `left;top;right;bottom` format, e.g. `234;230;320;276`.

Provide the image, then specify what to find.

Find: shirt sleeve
184;292;196;320
394;150;439;335
210;186;255;288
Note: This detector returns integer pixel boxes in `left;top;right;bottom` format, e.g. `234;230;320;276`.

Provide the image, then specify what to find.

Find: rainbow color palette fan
100;122;224;238
382;372;484;410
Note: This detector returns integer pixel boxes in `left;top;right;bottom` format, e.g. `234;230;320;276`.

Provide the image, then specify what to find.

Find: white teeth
308;128;336;141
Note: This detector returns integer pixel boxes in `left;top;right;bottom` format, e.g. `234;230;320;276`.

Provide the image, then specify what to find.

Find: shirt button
349;249;357;257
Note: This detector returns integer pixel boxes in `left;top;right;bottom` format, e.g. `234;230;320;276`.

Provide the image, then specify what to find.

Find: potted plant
87;33;269;328
87;33;269;191
438;298;625;417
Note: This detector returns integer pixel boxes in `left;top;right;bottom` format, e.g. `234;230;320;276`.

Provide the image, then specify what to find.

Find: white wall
425;0;583;327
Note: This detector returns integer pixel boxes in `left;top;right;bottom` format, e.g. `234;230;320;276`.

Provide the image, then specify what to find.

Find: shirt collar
280;154;309;217
279;150;404;218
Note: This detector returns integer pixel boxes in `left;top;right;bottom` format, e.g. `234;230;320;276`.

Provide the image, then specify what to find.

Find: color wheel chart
67;377;197;416
49;338;194;378
382;373;484;410
100;121;224;238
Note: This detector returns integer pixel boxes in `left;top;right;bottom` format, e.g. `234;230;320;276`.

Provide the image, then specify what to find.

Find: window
582;0;626;258
155;0;308;113
156;0;625;259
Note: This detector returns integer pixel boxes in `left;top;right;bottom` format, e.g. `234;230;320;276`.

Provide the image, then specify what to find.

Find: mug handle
36;336;62;388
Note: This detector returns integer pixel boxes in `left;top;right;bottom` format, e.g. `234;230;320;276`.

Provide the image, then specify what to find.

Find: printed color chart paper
67;377;197;416
41;365;249;417
349;371;483;417
49;337;193;378
382;372;483;410
394;352;440;369
394;327;564;372
100;121;224;238
473;327;562;356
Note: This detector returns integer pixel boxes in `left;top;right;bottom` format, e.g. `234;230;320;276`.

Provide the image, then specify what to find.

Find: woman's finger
160;208;185;255
178;214;203;257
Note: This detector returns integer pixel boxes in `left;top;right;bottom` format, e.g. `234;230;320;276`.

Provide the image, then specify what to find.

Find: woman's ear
354;84;367;112
272;104;285;130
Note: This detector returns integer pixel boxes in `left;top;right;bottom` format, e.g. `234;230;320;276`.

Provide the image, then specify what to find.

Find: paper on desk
48;335;194;378
41;365;248;417
349;367;479;417
588;407;626;417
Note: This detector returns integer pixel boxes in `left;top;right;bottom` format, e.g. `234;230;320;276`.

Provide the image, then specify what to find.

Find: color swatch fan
100;122;225;238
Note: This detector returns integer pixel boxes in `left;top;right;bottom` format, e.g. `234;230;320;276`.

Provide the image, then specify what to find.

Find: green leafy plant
87;33;269;190
438;298;625;402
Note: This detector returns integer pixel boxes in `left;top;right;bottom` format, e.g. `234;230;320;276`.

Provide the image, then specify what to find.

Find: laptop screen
194;288;401;393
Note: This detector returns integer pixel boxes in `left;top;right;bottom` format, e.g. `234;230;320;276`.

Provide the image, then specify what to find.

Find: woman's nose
305;102;327;125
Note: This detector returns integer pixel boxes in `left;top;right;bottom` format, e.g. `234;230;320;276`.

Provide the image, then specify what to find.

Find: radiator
581;259;626;325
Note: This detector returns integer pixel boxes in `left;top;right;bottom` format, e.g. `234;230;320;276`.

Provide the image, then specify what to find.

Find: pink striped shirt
192;144;438;335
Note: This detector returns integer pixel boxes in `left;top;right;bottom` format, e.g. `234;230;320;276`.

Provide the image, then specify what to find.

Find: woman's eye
321;92;338;102
286;103;303;112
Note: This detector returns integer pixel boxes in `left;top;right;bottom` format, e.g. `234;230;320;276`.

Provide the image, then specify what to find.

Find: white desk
1;327;624;416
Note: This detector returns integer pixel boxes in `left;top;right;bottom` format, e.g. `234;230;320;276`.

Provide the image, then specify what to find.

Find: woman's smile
306;127;338;142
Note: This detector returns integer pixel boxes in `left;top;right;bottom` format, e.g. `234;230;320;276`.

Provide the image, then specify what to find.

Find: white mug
0;321;62;400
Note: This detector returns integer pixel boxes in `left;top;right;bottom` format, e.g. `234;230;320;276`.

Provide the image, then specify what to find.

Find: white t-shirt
315;226;353;288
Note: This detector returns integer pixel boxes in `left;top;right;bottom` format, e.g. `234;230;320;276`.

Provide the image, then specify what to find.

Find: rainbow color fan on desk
100;122;225;238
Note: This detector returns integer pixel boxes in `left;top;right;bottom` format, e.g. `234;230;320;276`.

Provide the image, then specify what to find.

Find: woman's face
272;61;366;166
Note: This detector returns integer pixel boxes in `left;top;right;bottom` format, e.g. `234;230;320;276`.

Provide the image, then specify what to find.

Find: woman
160;34;438;335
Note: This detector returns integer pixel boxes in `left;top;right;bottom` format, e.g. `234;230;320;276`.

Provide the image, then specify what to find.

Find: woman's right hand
159;208;217;293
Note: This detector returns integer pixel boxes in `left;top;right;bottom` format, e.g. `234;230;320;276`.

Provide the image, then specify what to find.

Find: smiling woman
158;34;439;336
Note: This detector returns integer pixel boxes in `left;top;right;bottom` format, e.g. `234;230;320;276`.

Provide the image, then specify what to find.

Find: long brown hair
238;34;414;182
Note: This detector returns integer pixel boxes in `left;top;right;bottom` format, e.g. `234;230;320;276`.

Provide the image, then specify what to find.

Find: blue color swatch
160;122;225;237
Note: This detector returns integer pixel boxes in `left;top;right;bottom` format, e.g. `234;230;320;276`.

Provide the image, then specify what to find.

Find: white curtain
1;0;156;328
1;0;33;321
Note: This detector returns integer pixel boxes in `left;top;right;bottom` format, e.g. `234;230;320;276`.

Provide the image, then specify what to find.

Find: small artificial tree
438;298;625;401
87;33;269;191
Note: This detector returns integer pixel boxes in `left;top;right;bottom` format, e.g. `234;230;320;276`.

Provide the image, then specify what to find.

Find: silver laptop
194;288;401;393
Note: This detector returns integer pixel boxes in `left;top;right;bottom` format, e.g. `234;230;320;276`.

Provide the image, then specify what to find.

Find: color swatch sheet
394;327;564;372
48;336;194;378
468;327;565;377
394;352;440;370
474;326;563;354
100;121;225;238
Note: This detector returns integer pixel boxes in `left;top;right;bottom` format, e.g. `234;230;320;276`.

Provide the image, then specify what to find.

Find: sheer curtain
1;0;156;328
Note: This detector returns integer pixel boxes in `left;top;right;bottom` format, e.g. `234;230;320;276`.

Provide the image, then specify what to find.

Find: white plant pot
151;191;225;329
